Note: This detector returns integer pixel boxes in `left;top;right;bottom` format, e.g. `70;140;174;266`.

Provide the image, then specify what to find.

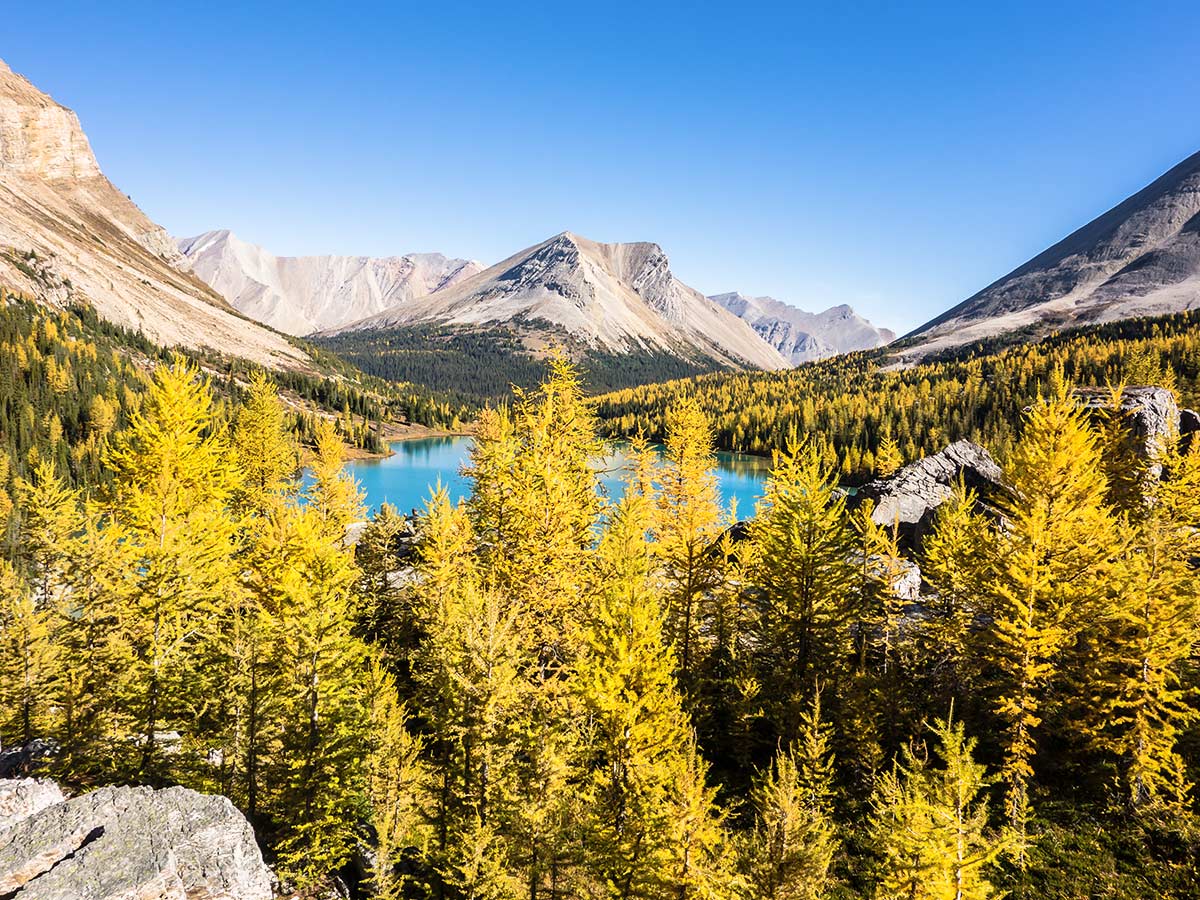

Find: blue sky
6;1;1199;332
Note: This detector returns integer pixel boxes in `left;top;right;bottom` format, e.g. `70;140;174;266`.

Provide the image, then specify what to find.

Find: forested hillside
2;349;1198;898
0;291;471;503
314;322;723;403
594;309;1200;482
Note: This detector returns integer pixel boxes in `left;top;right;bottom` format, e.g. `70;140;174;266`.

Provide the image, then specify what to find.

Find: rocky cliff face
0;778;272;900
0;61;100;179
905;149;1200;358
328;231;789;370
710;292;895;364
178;229;484;335
0;58;308;370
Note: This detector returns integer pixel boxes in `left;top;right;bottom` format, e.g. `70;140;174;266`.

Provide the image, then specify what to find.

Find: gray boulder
854;440;1004;549
0;781;272;900
1076;386;1180;462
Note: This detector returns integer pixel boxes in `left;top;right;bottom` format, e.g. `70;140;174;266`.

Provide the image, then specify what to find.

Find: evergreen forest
3;320;1200;898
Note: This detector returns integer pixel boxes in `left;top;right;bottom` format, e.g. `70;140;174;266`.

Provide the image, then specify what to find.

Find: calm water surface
345;436;771;517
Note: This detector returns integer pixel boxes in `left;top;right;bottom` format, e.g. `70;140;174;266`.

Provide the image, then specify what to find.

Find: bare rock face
0;781;272;900
0;779;64;831
855;440;1005;548
0;57;309;371
1075;386;1180;460
0;60;100;179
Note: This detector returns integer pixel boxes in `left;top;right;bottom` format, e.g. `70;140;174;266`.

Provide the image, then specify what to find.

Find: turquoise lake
344;436;772;517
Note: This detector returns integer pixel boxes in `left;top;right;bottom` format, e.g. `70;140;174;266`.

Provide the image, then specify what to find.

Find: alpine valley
7;42;1200;900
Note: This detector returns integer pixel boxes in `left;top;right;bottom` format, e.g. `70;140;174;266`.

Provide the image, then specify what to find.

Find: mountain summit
0;58;306;368
906;149;1200;356
710;292;894;363
326;231;789;370
177;230;484;336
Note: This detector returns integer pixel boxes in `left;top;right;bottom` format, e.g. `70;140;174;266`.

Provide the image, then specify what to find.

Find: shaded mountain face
178;230;484;336
710;292;895;364
325;232;788;370
905;149;1200;357
0;59;307;369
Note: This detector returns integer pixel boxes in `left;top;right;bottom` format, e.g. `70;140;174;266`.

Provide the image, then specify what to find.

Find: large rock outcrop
854;440;1005;548
0;780;272;900
1075;385;1180;458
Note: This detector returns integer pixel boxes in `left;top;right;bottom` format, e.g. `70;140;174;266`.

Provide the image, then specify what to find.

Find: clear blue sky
7;1;1199;332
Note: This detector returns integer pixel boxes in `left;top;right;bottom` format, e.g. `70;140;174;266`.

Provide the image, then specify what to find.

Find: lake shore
342;421;476;460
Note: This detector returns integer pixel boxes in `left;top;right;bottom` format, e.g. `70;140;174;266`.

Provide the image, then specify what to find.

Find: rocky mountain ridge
177;229;484;335
710;291;895;363
904;148;1200;358
324;231;790;370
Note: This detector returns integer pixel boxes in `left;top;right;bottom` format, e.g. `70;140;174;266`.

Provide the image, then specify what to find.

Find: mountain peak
710;292;894;364
325;231;787;370
906;148;1200;356
0;61;307;368
178;230;485;336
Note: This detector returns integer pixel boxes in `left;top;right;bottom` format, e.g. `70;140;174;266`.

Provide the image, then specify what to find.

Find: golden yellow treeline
1;355;1198;899
593;310;1200;481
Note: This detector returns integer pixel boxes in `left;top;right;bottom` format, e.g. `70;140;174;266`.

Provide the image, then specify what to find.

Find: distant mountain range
905;149;1200;357
320;231;788;370
23;53;1200;386
182;230;897;371
710;292;896;363
0;59;307;370
177;230;484;336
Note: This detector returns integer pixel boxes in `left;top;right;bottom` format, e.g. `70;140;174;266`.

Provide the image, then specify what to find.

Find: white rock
0;778;64;831
0;782;272;900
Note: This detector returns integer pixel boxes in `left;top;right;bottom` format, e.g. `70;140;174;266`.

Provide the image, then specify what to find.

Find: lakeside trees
1;353;1199;898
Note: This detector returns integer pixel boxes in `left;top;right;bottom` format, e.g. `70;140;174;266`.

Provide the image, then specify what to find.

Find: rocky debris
871;555;922;603
853;440;1005;549
0;779;63;831
0;781;272;900
0;739;59;778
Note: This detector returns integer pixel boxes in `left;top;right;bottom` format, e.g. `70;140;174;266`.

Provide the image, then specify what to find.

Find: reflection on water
344;436;771;518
